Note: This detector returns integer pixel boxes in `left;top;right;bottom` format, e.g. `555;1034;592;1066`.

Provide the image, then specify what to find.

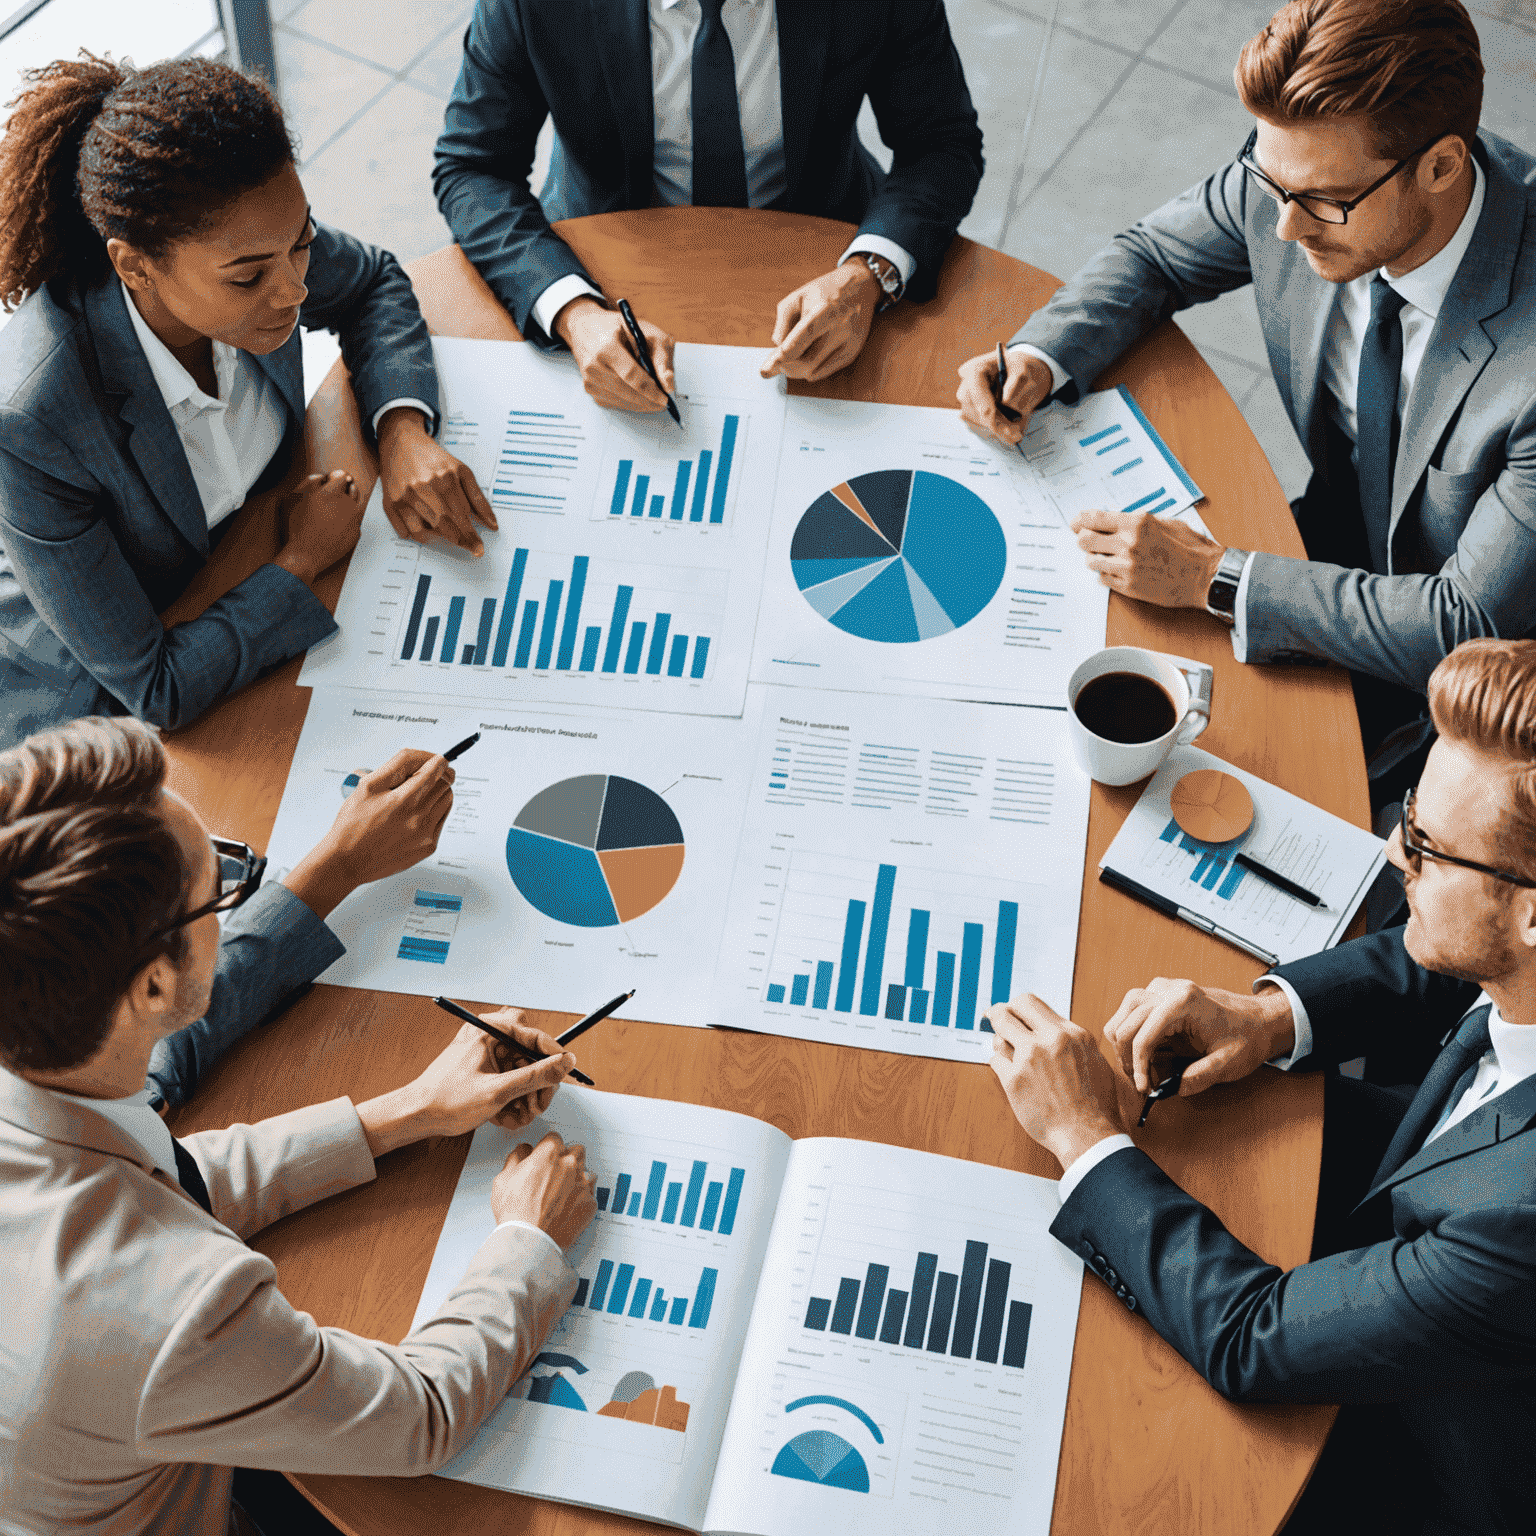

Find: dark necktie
1354;276;1409;573
691;0;749;208
1369;1003;1493;1190
173;1137;213;1214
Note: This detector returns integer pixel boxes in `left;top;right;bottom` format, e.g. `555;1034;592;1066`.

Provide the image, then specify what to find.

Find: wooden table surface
164;208;1364;1536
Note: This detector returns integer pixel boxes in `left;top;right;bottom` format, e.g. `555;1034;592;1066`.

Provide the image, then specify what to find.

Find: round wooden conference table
163;208;1365;1536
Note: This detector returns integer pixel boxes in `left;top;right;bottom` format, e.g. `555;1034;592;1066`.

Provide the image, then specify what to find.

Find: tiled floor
157;1;1536;495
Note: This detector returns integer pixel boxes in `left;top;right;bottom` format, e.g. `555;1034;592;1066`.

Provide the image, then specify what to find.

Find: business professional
958;0;1536;787
0;55;496;748
0;716;597;1536
984;637;1536;1533
434;0;984;406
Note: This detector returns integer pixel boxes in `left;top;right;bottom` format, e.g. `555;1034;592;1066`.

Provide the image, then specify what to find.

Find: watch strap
1206;547;1249;622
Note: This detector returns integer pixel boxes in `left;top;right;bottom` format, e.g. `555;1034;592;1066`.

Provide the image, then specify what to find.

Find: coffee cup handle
1157;653;1213;744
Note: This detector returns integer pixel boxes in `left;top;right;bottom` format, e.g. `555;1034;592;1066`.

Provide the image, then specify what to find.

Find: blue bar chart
599;406;742;528
575;1257;719;1330
1157;815;1250;899
594;1155;746;1235
762;850;1026;1032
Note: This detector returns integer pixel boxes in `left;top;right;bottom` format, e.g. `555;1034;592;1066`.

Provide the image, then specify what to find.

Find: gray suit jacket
1013;132;1536;691
0;879;576;1536
0;224;441;747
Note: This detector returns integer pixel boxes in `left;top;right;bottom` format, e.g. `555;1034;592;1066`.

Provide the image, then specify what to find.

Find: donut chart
790;470;1008;643
505;774;684;928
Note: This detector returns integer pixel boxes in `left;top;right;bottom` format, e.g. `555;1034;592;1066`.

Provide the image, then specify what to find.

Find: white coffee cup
1067;646;1212;786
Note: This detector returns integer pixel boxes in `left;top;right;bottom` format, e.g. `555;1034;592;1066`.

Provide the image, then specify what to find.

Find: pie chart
791;469;1008;643
771;1430;870;1493
505;774;684;928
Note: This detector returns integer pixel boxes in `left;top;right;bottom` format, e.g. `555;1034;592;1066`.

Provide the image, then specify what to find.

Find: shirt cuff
1058;1133;1137;1205
1007;343;1071;398
1228;550;1258;663
1256;974;1312;1068
840;236;916;292
371;398;438;436
531;275;606;341
492;1218;565;1264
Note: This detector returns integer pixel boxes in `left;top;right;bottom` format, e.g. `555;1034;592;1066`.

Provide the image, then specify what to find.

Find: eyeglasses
154;836;267;935
1400;788;1536;888
1238;128;1443;225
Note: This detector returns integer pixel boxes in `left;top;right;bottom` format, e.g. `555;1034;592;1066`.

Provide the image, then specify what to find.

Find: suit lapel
251;327;305;433
1288;260;1338;474
589;0;656;210
83;280;210;559
773;0;831;204
1390;141;1520;540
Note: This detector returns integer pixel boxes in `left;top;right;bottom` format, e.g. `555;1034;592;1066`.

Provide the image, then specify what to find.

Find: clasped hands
986;980;1297;1173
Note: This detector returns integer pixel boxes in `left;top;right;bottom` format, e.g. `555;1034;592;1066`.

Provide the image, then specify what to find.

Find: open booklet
411;1086;1084;1536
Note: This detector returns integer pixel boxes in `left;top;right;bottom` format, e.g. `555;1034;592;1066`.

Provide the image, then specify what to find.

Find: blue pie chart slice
771;1430;870;1492
791;471;1007;643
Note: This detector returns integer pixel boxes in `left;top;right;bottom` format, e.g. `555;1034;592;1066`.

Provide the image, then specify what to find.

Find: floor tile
985;0;1188;57
285;0;468;74
271;0;313;21
1142;0;1277;94
273;24;392;166
406;11;473;99
300;79;453;265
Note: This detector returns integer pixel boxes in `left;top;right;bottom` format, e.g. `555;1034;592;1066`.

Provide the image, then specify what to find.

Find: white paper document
413;1089;1083;1536
1100;744;1389;965
749;397;1110;708
263;690;757;1023
710;688;1091;1059
299;337;786;716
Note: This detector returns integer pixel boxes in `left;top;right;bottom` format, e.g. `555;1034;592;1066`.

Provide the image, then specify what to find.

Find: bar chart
761;850;1033;1032
385;544;726;686
594;1154;746;1235
571;1258;720;1331
802;1234;1033;1370
596;402;745;528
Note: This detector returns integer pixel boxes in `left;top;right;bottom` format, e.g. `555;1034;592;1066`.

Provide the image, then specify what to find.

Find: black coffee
1073;671;1177;744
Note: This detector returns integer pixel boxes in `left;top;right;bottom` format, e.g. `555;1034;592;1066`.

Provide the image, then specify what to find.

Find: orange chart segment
831;481;888;542
598;843;686;923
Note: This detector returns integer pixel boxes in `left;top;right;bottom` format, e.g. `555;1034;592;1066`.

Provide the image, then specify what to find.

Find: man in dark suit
433;0;983;407
985;636;1536;1533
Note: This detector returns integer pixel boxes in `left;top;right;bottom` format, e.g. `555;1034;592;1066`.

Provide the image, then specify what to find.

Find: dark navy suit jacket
0;225;440;747
432;0;984;343
1052;929;1535;1533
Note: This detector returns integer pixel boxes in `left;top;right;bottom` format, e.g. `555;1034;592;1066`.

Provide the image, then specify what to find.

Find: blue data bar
642;1160;666;1221
835;899;866;1012
956;923;983;1030
513;600;539;669
580;626;602;671
689;636;710;679
688;1267;718;1328
623;621;647;674
790;973;810;1006
667;633;689;676
859;864;897;1016
990;900;1018;1011
718;1167;745;1235
555;556;588;670
680;1160;707;1227
491;548;528;668
670;460;692;519
646;613;671;674
690;450;713;521
932;950;955;1028
700;1181;722;1231
471;597;496;665
629;473;651;517
610;459;633;515
419;616;439;662
813;960;834;1009
439;595;465;663
602;587;633;673
589;1258;614;1310
905;908;930;989
401;574;430;660
534;579;564;669
709;416;738;522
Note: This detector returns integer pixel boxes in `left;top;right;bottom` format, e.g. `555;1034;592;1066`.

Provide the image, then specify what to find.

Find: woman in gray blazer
0;55;497;747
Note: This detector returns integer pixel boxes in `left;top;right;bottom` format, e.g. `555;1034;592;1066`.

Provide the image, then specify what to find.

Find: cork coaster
1170;769;1254;844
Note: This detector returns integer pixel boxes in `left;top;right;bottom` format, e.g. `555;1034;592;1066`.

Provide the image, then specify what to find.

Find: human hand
492;1131;599;1249
409;1018;576;1137
377;408;497;557
1103;978;1297;1095
760;262;880;382
1070;509;1225;609
281;749;455;919
956;347;1052;445
274;469;364;585
986;993;1126;1171
553;296;675;413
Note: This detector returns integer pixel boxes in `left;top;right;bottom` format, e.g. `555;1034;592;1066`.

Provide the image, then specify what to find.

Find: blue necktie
691;0;749;208
174;1137;213;1213
1354;276;1409;572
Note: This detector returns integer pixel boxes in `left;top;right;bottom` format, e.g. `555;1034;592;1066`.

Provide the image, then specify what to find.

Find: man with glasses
0;716;598;1535
982;637;1536;1532
957;0;1536;805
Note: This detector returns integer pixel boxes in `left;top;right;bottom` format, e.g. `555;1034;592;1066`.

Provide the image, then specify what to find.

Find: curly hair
1236;0;1484;161
0;718;191;1074
0;53;294;310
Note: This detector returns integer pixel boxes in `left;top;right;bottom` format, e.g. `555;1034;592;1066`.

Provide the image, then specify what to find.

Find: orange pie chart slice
1170;769;1255;844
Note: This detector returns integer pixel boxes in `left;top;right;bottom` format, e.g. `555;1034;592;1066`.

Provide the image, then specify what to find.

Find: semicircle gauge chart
790;470;1009;644
505;774;684;928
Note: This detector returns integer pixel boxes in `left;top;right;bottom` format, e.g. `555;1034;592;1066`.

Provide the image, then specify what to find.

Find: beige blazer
0;1071;576;1535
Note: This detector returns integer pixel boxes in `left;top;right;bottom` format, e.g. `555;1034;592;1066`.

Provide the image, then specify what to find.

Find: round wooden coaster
1170;769;1254;844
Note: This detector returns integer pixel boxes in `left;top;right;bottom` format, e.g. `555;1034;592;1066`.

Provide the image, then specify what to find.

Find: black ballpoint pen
994;341;1021;422
433;996;596;1086
616;298;682;426
1098;867;1279;967
1233;852;1327;909
442;731;480;763
557;989;634;1048
1138;1056;1198;1127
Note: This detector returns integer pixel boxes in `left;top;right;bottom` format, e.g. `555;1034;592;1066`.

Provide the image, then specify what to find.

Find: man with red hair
959;0;1536;810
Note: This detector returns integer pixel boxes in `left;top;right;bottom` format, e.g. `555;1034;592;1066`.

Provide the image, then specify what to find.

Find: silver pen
1178;907;1280;967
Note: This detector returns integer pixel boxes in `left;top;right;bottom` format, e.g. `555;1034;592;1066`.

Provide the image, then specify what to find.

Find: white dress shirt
124;284;435;530
530;0;915;338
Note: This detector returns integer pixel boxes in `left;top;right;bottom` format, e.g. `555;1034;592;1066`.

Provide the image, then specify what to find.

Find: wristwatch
856;252;904;312
1205;546;1249;623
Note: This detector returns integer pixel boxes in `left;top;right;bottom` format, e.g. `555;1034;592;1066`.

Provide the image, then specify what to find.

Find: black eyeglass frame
1400;788;1536;889
1238;127;1446;226
155;836;267;936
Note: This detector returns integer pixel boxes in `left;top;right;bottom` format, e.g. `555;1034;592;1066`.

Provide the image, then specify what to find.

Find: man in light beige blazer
0;718;599;1536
